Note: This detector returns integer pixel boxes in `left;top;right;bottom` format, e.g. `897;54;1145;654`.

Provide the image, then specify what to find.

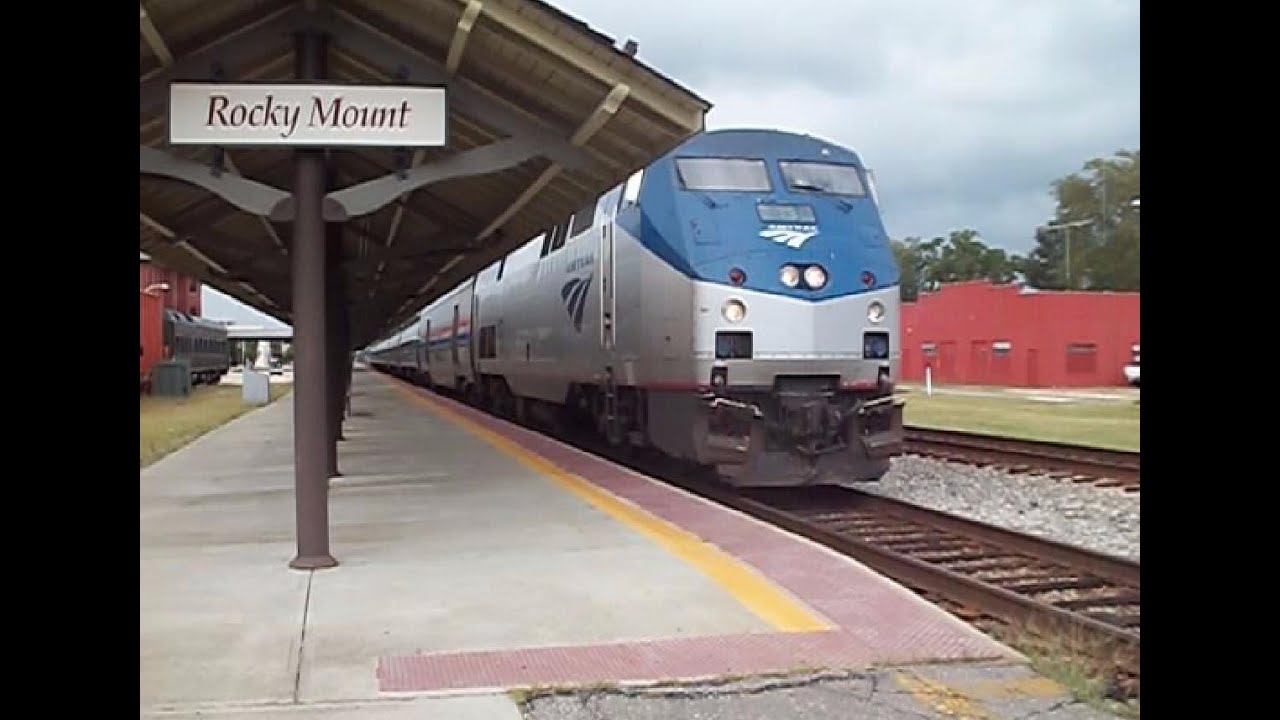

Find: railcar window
779;161;867;196
675;158;771;192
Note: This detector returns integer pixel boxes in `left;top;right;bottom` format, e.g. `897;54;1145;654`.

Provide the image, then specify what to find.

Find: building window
992;341;1012;357
1065;343;1097;374
921;342;937;357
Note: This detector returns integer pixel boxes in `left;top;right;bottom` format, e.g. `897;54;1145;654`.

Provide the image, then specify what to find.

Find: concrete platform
141;368;1085;719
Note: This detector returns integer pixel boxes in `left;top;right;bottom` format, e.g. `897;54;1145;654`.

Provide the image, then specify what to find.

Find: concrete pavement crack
1014;697;1078;719
291;570;315;704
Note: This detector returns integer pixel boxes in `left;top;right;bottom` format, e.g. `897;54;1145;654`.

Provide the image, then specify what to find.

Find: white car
1123;344;1140;387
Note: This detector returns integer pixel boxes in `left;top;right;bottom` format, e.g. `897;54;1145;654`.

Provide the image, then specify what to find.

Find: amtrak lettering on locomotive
366;128;905;486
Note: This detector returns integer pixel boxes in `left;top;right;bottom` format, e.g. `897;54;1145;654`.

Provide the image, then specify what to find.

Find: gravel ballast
853;454;1141;561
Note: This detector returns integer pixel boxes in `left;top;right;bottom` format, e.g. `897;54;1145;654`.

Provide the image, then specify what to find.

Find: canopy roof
140;0;711;347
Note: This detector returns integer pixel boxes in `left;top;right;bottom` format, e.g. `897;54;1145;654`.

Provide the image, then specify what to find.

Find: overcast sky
203;0;1139;327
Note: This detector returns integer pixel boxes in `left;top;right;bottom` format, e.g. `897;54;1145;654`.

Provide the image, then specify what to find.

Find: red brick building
900;281;1139;388
140;252;202;317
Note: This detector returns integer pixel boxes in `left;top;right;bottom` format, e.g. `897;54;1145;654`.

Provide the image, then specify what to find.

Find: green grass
141;383;292;468
899;389;1139;452
994;623;1140;719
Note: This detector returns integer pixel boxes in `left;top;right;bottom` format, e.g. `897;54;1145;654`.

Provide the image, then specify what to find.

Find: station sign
167;82;447;147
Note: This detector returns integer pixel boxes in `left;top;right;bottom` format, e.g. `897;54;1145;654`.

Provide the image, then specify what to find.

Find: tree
892;237;930;301
894;230;1024;301
925;229;1022;287
1025;149;1140;290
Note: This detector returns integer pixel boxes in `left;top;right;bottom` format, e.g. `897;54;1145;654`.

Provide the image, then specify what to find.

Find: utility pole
1041;219;1093;288
1099;170;1108;249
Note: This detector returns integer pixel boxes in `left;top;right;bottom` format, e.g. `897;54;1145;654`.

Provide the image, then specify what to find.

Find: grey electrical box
243;370;269;405
151;360;191;397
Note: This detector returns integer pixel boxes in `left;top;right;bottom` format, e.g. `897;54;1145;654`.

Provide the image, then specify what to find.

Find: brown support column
288;30;337;571
344;329;354;423
336;286;350;441
326;225;346;461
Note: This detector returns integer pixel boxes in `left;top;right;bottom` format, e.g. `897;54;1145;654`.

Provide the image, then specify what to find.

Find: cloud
202;286;291;329
557;0;1139;253
197;1;1138;324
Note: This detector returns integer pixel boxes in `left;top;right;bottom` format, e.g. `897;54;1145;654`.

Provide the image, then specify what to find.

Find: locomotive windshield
676;158;772;192
779;161;867;196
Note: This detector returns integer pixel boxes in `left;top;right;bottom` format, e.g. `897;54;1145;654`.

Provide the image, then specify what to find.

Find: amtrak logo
560;274;593;333
760;225;818;249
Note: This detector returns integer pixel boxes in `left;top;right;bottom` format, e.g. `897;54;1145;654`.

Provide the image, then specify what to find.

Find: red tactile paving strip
376;378;1015;691
380;631;874;692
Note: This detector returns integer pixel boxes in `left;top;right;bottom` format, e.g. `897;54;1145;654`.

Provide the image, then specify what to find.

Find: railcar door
451;304;461;371
470;281;481;379
422;320;431;378
600;222;616;351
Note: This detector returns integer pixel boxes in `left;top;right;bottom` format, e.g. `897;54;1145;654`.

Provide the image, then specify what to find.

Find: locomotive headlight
722;299;747;323
803;265;828;289
779;265;801;288
867;301;885;324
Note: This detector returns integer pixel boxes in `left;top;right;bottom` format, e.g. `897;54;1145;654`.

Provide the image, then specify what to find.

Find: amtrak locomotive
367;128;905;486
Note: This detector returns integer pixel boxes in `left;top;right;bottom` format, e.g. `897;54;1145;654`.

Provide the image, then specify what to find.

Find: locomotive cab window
549;222;569;253
620;169;644;208
569;197;598;238
676;158;772;192
779;161;867;196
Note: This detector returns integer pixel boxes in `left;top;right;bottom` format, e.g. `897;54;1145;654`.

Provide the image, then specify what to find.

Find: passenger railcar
368;128;904;486
161;309;231;386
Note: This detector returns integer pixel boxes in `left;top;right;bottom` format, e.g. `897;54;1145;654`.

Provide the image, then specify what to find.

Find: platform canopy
140;0;711;348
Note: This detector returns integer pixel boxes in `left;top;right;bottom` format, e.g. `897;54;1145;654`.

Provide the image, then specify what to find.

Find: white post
925;366;933;396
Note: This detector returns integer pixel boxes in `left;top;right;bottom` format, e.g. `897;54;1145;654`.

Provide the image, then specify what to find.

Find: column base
289;553;339;570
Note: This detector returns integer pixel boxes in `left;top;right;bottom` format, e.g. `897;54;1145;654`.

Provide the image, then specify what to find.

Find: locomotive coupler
786;399;849;458
854;395;905;460
700;394;763;465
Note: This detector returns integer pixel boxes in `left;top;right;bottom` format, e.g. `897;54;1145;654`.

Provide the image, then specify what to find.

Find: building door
939;342;958;383
1027;349;1040;387
969;340;989;385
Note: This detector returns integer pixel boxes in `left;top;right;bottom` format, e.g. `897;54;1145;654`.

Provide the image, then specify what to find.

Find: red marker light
729;267;746;286
861;271;876;287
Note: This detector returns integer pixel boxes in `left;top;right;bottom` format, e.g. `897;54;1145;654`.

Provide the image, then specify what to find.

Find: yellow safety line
893;670;994;719
385;377;833;634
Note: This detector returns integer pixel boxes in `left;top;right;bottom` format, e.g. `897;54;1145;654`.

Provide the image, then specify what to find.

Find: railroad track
676;482;1140;699
903;426;1140;491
